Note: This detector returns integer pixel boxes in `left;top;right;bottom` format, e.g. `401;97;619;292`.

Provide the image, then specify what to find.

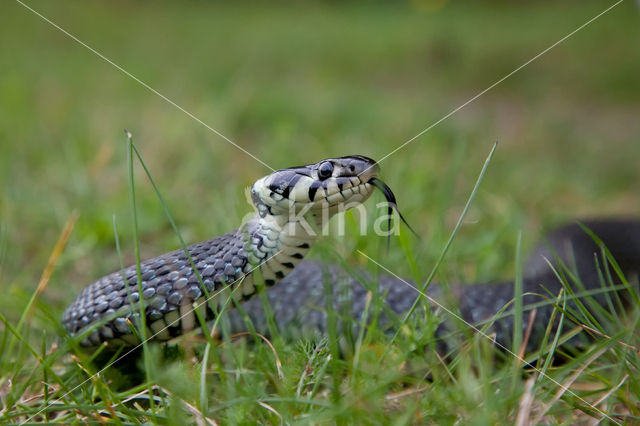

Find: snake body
63;156;380;346
63;156;640;353
227;220;640;353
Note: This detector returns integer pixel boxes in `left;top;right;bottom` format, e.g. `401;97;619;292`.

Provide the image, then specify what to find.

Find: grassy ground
1;0;639;423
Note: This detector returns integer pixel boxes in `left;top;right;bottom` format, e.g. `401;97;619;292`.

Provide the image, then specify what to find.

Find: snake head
251;155;380;217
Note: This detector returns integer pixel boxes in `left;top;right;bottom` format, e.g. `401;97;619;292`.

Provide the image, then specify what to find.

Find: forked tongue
369;177;420;247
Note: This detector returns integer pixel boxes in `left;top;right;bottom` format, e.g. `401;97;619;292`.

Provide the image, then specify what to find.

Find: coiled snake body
63;156;640;352
63;156;381;346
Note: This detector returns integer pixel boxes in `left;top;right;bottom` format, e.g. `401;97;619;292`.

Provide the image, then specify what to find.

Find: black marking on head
267;172;301;199
298;243;310;249
286;173;301;190
349;154;377;163
285;174;303;199
308;180;322;201
279;166;313;177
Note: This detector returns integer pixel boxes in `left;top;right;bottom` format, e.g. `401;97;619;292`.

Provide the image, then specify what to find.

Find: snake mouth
369;177;419;242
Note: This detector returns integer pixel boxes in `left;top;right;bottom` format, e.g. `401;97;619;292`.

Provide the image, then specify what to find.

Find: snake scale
62;156;640;354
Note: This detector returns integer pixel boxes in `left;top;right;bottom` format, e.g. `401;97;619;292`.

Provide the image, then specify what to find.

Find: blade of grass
127;134;238;385
579;222;640;307
512;232;524;360
4;211;78;366
594;254;618;318
125;131;155;415
387;142;497;348
537;288;567;383
351;291;372;386
323;265;342;405
199;342;211;417
19;211;79;328
41;332;49;423
0;312;75;413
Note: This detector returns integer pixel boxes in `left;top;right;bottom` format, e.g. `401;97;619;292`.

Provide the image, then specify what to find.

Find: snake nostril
349;164;355;173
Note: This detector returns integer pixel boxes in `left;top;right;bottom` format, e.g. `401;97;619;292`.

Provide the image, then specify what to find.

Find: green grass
1;0;640;423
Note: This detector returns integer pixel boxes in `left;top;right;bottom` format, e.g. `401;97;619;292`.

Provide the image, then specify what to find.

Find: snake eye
318;162;334;180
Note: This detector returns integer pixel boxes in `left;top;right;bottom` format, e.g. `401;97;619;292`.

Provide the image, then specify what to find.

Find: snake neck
241;211;322;291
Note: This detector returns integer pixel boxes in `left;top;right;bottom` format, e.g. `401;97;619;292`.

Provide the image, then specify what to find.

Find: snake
62;156;640;353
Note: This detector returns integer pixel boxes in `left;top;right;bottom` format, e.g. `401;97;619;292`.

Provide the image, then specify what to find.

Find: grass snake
62;156;640;354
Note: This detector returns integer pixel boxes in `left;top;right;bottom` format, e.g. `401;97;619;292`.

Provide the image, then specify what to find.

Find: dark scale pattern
225;261;431;339
228;221;640;355
62;227;250;345
62;155;382;347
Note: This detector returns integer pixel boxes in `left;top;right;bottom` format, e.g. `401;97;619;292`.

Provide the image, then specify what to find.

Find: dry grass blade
21;210;79;324
154;386;218;426
532;347;610;424
385;386;429;401
231;332;284;379
517;309;538;362
182;399;219;426
592;374;628;409
257;400;283;423
515;377;536;426
580;324;639;352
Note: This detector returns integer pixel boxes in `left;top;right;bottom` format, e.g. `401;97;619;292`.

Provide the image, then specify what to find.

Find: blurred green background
0;0;639;325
